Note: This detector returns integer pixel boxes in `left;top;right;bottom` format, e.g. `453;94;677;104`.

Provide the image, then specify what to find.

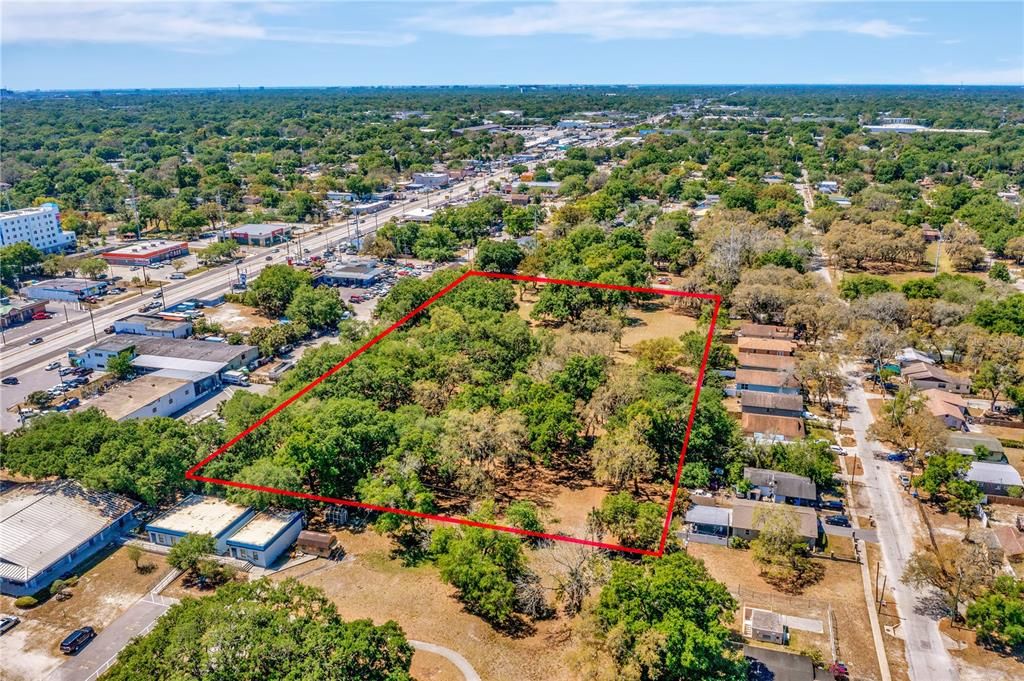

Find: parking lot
0;361;104;432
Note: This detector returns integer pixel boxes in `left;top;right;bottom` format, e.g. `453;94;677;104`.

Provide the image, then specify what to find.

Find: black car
825;515;851;528
60;626;96;654
821;500;845;512
1;377;18;385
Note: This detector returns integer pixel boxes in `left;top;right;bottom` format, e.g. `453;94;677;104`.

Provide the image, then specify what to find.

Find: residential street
843;364;958;681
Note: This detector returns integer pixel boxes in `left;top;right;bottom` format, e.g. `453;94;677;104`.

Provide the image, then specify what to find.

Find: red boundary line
187;271;721;557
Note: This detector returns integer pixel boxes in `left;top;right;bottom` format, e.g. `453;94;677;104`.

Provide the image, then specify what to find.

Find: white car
829;445;845;455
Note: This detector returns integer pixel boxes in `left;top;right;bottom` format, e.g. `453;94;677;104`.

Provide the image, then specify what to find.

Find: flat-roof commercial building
113;314;193;339
350;201;389;215
76;336;258;373
0;204;76;254
101;240;189;266
0;298;47;328
146;495;255;555
403;207;436;223
0;480;140;596
226;224;293;247
90;369;220;421
225;510;304;568
412;172;449;189
21;278;107;303
318;262;385;288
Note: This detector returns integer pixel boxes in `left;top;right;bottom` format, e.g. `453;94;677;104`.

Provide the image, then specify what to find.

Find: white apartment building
0;204;76;254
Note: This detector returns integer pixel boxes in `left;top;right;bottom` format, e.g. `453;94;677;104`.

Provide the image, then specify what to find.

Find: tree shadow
913;590;952;621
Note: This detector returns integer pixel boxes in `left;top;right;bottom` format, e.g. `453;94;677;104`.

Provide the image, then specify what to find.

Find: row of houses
685;498;819;547
734;324;805;443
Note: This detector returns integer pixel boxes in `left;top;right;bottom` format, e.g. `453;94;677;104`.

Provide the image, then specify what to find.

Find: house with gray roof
743;468;818;506
966;462;1024;496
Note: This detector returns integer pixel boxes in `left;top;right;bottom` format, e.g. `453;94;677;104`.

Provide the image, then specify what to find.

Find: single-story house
742;413;806;442
922;227;941;242
749;608;788;646
296;530;338;558
743;468;817;506
922;388;969;430
146;495;255;555
902;362;971;394
737;352;797;373
739;323;795;341
741;392;804;419
947;432;1007;463
0;480;140;596
736;369;801;395
738;337;796;357
731;499;819;547
224;510;304;568
966;462;1024;497
684;506;731;538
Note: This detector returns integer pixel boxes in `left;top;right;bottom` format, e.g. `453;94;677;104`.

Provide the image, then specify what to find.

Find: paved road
48;599;170;681
844;364;958;681
410;640;481;681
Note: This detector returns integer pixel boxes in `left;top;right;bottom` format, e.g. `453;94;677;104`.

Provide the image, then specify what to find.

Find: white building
412;172;449;189
403;207;436;223
0;204;76;254
225;510;305;568
89;369;220;421
145;495;255;554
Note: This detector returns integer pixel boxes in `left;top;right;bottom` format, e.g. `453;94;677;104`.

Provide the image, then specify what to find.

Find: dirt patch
0;546;170;681
204;302;276;334
866;543;911;681
940;618;1024;681
411;649;465;681
275;529;576;681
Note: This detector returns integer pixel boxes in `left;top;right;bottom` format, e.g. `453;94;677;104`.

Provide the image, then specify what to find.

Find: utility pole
86;304;97;341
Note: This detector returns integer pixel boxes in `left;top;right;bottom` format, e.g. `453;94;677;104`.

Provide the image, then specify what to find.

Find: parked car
886;452;908;462
74;368;94;376
1;377;18;386
28;337;43;345
45;362;61;371
898;473;911;488
58;366;76;376
60;626;96;654
0;615;20;636
829;445;845;455
32;311;52;320
825;515;851;528
821;500;845;512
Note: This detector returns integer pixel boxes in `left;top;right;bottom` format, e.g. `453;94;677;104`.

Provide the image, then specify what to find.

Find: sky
1;1;1022;90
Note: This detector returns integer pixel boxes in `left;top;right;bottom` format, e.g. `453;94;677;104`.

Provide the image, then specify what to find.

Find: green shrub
729;536;750;550
14;596;38;608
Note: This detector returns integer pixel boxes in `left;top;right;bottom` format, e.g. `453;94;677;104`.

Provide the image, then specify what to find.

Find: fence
986;494;1024;507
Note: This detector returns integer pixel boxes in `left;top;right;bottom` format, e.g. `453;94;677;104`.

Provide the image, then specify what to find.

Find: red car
32;312;52;320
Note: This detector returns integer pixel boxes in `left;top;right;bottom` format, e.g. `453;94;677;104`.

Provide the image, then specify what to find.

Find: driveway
822;524;879;543
843;364;957;681
47;599;170;681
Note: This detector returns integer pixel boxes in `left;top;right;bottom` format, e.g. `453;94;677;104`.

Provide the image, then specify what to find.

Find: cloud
410;1;916;41
0;2;414;48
